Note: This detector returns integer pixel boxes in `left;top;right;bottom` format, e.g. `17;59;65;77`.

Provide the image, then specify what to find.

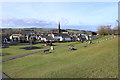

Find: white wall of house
51;33;71;41
51;34;55;38
89;35;98;40
27;36;37;41
36;36;41;40
41;38;47;42
59;37;71;41
26;36;29;41
10;36;13;40
52;36;60;41
10;34;26;41
59;37;63;41
64;38;71;41
54;36;61;40
44;38;47;42
40;37;43;41
85;35;89;40
52;34;60;40
41;37;50;42
41;37;54;42
35;36;39;40
10;36;20;41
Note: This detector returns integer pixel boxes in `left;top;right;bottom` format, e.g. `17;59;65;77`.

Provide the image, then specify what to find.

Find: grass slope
1;42;79;60
3;37;118;78
1;43;50;59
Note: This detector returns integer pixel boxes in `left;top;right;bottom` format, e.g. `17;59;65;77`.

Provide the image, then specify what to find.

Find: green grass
1;42;79;60
1;43;50;59
3;36;118;78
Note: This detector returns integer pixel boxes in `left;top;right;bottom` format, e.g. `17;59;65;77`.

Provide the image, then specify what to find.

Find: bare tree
97;25;112;35
97;26;106;35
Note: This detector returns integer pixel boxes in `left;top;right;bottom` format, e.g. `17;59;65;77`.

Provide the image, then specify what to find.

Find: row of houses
2;23;99;44
2;32;98;44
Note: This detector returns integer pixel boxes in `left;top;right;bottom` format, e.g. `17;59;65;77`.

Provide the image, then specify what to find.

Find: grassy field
2;36;118;78
1;42;79;60
1;43;50;59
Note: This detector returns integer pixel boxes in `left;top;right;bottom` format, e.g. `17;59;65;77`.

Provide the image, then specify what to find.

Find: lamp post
116;20;119;35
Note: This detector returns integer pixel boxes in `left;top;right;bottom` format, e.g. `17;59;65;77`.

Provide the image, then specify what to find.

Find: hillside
3;36;118;78
2;28;96;34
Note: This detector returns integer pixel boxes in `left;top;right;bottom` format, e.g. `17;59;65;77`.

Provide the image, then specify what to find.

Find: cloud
1;18;97;31
1;18;57;28
1;17;116;31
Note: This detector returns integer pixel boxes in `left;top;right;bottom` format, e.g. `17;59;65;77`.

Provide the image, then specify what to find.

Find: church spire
58;22;61;33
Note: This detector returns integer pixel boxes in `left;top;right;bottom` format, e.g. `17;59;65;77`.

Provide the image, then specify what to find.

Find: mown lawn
1;42;79;60
1;43;49;59
3;36;118;78
1;35;113;59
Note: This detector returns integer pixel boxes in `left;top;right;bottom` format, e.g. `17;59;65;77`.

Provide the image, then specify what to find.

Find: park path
2;36;116;62
1;49;45;62
1;46;63;79
1;36;116;78
1;72;13;80
1;46;62;62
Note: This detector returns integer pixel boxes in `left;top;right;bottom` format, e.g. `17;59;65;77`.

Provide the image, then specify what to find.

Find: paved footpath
0;49;49;62
1;37;117;79
1;46;63;63
1;46;63;79
1;72;13;80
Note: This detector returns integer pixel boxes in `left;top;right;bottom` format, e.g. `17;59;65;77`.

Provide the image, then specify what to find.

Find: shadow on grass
42;52;52;54
20;46;42;50
83;46;88;47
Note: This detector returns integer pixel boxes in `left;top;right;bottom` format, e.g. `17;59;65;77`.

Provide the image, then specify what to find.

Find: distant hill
1;28;97;34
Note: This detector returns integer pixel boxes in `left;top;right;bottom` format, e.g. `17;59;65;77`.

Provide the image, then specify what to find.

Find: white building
51;33;71;41
40;35;54;42
10;34;25;41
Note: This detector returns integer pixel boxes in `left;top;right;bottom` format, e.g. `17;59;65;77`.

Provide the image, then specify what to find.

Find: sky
0;2;118;31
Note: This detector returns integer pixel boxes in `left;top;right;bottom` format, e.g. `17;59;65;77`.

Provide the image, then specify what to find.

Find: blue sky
0;2;118;31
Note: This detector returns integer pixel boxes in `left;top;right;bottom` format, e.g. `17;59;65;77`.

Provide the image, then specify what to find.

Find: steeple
58;22;61;33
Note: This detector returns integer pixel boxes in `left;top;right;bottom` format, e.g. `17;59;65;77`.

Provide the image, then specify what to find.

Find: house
49;22;71;42
51;33;61;41
74;34;87;41
26;35;37;41
69;33;77;41
2;33;10;44
40;35;54;42
69;33;86;41
88;35;98;40
9;34;26;41
60;33;71;41
51;33;71;42
85;31;98;40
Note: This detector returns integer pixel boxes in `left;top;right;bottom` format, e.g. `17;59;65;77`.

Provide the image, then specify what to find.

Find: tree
97;26;106;35
97;25;112;35
105;25;112;35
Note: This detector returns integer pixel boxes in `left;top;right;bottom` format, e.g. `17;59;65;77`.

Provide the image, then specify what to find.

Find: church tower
58;22;61;33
